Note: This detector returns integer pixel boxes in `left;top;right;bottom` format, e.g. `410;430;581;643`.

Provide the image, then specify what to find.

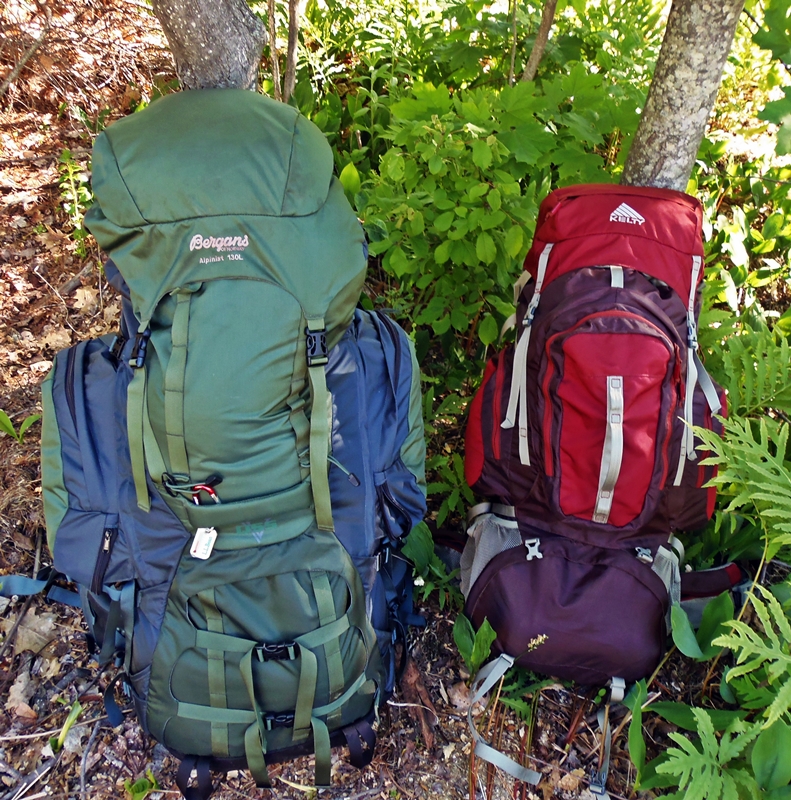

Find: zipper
65;347;78;428
541;309;677;478
91;528;118;594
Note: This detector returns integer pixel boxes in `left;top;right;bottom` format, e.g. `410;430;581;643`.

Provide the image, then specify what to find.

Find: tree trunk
282;0;299;103
521;0;558;83
267;0;282;99
151;0;265;91
621;0;744;190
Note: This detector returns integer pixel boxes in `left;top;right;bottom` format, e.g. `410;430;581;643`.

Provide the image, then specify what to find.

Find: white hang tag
190;527;217;559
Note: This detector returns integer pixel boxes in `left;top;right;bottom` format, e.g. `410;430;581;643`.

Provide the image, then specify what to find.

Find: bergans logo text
609;203;645;225
190;234;249;252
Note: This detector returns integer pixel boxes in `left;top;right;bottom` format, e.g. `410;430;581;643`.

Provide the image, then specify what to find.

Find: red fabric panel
465;358;496;488
524;184;703;303
556;332;671;527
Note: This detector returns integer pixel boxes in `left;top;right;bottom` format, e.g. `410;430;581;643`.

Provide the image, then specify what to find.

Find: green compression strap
240;646;271;788
127;366;150;512
311;716;332;787
306;318;333;532
292;641;317;744
164;289;194;478
142;388;168;487
312;573;344;729
198;589;230;758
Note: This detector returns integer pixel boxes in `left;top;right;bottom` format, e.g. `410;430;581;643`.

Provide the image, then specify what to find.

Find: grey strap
593;376;624;524
502;243;554;466
589;706;613;800
467;655;542;786
609;266;624;288
694;352;722;414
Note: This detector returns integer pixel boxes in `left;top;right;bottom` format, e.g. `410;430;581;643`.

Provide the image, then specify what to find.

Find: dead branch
0;1;53;101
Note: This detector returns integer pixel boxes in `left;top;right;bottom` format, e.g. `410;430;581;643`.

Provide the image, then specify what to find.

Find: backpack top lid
524;183;704;302
85;89;366;330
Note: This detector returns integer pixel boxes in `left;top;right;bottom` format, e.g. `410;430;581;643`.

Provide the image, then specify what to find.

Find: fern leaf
763;675;791;729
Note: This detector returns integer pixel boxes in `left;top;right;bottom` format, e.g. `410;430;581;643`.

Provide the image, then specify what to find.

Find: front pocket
374;458;425;544
146;527;381;764
465;533;668;684
541;311;680;527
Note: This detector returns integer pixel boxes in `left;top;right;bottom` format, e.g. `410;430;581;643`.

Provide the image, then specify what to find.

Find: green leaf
434;239;452;265
478;314;498;346
487;188;501;212
753;720;791;790
626;680;648;784
434;211;455;232
408;211;425;236
762;212;785;240
50;700;83;753
388;246;411;277
476;232;496;265
504;226;523;258
339;162;361;196
671;604;706;659
453;614;476;671
648;701;748;731
470;618;497;675
401;522;435;575
429;154;444;174
696;591;735;660
17;414;41;440
471;140;492;170
0;410;17;440
124;770;160;800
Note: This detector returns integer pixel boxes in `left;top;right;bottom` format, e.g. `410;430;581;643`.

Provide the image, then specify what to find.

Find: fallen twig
0;1;53;101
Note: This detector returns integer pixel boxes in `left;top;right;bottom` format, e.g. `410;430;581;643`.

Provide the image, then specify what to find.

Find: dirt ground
0;2;726;798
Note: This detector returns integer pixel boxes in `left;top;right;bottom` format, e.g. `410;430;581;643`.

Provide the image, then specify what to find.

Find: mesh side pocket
460;513;521;598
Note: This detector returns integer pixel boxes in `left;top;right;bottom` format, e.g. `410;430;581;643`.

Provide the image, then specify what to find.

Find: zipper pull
102;529;112;552
328;455;360;487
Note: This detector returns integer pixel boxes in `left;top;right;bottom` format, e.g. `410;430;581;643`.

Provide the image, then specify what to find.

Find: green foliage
754;0;791;154
752;720;791;792
498;667;552;723
696;417;791;561
715;585;791;729
625;679;648;787
401;522;462;610
654;711;761;800
49;700;83;753
124;769;160;800
0;410;41;444
671;592;735;662
58;149;94;257
453;614;496;676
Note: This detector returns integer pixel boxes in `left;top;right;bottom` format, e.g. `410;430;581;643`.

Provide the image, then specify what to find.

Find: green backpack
37;89;426;797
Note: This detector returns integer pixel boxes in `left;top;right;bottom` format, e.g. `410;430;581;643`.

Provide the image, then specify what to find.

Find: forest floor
0;1;726;798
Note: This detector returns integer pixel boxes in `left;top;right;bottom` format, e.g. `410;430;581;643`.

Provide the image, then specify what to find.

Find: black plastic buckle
264;712;295;731
109;333;126;361
129;329;150;369
256;641;299;661
306;327;328;367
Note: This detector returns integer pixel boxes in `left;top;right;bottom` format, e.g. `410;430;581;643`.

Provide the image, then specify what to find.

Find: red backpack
462;184;730;686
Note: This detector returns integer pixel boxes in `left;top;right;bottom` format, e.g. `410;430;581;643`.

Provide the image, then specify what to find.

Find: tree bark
621;0;744;190
521;0;558;83
151;0;265;90
267;0;282;99
282;0;299;103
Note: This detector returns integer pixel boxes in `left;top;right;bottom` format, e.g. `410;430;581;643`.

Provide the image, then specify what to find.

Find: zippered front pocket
540;310;681;527
91;527;119;594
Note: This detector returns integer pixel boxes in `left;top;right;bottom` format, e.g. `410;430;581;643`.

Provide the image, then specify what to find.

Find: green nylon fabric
40;365;68;554
146;528;382;760
126;368;150;511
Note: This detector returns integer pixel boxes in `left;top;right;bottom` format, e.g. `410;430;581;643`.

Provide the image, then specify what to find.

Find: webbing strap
177;701;256;724
142;390;168;487
239;647;271;787
593;376;624;525
164;289;195;478
127;367;150;512
502;243;553;466
195;629;257;653
312;573;344;729
311;716;332;786
467;655;542;785
176;756;213;800
694;351;722;414
292;642;317;743
306;318;334;531
590;707;613;799
674;256;703;486
609;265;624;288
198;589;229;757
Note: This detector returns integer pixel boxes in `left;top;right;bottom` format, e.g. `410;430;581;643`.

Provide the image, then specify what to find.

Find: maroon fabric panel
466;534;667;684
